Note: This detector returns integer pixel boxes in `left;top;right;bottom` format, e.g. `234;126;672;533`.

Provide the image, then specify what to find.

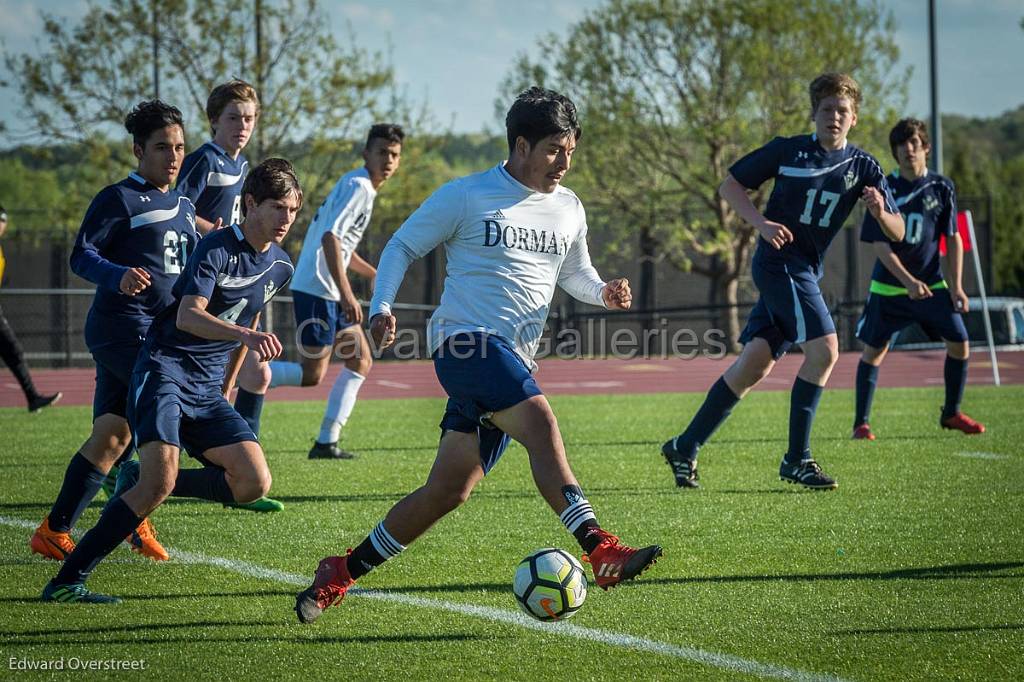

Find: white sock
268;361;303;388
318;368;366;443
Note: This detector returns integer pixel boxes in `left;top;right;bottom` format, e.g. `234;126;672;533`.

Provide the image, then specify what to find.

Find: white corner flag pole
963;210;1001;386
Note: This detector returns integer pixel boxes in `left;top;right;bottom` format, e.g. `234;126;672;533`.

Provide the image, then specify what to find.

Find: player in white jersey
267;124;403;459
294;88;661;624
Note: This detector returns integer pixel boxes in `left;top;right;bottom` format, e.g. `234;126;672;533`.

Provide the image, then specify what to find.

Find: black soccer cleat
308;441;356;460
42;581;121;604
779;458;838;490
661;439;699;488
28;392;62;413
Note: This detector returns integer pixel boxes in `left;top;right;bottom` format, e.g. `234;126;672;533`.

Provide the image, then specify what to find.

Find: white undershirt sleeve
369;180;465;318
557;209;607;308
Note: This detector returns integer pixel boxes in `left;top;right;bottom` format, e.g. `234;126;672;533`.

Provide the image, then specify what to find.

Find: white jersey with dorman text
290;167;377;301
370;163;608;368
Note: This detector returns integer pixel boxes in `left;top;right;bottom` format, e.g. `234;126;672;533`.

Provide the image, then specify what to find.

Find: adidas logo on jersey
489;209;507;220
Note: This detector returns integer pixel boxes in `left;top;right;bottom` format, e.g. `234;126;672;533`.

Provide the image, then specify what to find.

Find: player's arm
70;190;151;296
176;295;282;361
872;242;932;300
194;215;221;236
941;231;968;312
369;181;465;349
221;312;260;398
321;232;362;325
719;174;792;249
558;217;630;310
861;186;905;241
347;251;377;284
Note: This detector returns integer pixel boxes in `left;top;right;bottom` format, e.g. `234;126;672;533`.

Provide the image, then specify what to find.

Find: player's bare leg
200;441;273;505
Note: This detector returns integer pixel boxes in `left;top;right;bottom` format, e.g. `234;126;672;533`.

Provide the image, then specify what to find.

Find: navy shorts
856;290;968;348
292;290;357;348
739;254;836;359
127;370;256;464
90;340;143;420
432;332;543;474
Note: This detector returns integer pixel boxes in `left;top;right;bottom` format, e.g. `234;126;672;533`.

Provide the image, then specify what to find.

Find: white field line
954;451;1009;460
375;380;413;390
1;515;846;682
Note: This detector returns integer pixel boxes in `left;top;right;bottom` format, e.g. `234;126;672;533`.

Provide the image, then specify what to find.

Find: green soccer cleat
42;581;121;604
99;464;120;499
224;496;284;513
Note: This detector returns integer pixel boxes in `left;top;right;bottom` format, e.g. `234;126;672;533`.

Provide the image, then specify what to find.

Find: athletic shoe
779;458;838;490
30;517;75;561
224;497;285;513
28;392;62;413
295;552;355;624
581;529;662;590
940;411;986;435
308;441;356;459
99;465;119;499
660;439;699;488
126;518;169;561
42;581;121;604
851;423;876;441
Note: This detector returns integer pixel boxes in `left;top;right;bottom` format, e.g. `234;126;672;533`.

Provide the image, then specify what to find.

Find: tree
3;0;394;203
502;0;907;348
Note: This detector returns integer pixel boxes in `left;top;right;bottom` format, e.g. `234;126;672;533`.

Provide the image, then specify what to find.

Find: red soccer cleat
295;552;356;623
581;528;662;590
852;423;876;441
941;412;986;435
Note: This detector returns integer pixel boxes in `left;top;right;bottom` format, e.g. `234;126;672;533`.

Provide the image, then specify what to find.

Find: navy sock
234;389;265;437
854;361;879;428
48;453;106;532
943;356;968;419
171;467;236;504
786;378;824;464
348;522;406;580
172;464;235;501
54;497;141;586
673;377;740;460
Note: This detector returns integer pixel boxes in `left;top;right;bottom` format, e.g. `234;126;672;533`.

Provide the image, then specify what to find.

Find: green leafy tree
502;0;907;348
4;0;394;203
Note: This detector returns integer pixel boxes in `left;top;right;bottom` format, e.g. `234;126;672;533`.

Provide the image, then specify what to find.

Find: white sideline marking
376;380;412;390
543;381;625;389
1;515;844;681
954;451;1008;460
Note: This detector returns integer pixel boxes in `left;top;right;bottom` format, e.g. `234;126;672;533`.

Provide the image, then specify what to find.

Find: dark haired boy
42;159;300;603
852;118;983;439
31;100;197;565
293;88;660;624
660;73;905;490
268;123;404;459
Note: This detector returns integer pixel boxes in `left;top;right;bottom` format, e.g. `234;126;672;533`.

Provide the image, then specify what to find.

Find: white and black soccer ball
512;548;587;621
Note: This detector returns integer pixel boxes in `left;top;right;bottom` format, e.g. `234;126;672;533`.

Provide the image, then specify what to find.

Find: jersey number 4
799;189;840;228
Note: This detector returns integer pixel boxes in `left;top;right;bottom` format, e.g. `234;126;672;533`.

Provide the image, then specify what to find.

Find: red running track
2;350;1021;408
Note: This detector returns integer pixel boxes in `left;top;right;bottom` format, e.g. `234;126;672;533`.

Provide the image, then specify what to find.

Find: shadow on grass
832;623;1024;636
370;560;1024;594
2;620;485;646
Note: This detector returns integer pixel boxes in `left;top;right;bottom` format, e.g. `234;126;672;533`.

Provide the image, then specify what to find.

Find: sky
0;0;1021;142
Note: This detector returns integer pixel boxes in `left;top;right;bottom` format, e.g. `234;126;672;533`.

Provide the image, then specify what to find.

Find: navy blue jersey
861;170;956;288
730;134;898;268
176;141;248;226
139;224;293;393
70;172;198;348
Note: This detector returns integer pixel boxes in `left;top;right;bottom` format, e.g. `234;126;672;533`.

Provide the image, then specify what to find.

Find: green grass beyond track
1;386;1022;681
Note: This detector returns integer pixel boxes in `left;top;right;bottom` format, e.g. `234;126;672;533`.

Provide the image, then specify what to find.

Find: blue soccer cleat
42;581;121;604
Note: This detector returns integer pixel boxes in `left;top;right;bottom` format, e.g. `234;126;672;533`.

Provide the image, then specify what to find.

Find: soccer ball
512;548;587;621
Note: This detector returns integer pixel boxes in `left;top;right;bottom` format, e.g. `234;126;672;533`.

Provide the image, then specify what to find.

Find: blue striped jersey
176;141;248;227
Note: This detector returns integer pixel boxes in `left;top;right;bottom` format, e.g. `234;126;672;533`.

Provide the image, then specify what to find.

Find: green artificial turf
0;385;1021;680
